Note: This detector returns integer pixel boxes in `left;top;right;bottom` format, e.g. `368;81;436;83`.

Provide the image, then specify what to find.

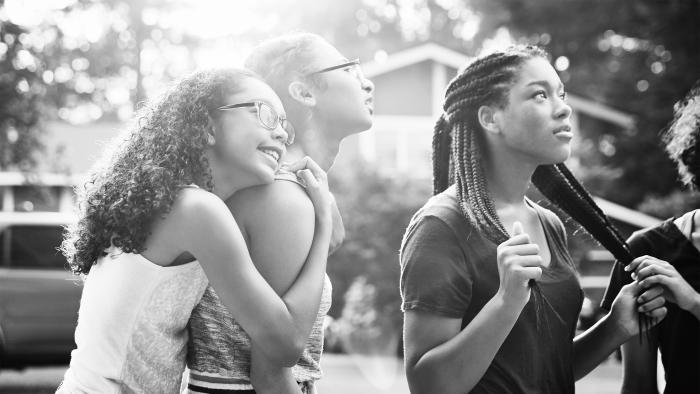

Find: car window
0;225;67;269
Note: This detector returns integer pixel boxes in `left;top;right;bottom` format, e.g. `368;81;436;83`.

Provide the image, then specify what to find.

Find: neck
286;123;343;172
482;144;537;208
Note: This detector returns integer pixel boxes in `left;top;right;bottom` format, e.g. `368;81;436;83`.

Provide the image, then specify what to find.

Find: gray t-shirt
400;186;583;393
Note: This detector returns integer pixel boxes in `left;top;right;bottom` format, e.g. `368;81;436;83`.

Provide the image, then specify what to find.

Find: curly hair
433;45;635;331
663;79;700;189
244;32;327;131
62;68;260;275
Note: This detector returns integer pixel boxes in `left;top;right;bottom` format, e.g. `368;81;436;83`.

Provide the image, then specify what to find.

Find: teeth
260;149;279;162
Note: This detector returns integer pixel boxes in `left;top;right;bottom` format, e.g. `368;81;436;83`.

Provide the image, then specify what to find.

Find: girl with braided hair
399;45;667;393
602;79;700;393
56;68;333;393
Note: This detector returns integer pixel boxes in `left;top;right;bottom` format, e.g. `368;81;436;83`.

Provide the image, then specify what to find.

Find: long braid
532;164;632;264
432;114;451;195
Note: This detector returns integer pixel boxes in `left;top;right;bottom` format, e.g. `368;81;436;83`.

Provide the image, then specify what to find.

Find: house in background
1;43;660;240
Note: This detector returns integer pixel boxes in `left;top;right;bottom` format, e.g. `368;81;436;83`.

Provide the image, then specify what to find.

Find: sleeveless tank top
185;173;332;392
58;247;209;393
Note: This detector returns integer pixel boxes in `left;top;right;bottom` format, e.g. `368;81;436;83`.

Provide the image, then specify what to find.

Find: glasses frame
306;58;361;76
217;100;295;145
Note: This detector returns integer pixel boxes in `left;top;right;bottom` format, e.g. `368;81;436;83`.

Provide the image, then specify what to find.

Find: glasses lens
257;102;277;129
282;120;295;144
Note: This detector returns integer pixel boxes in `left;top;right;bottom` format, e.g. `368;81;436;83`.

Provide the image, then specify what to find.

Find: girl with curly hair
57;68;333;393
184;33;374;394
602;79;700;393
399;45;667;393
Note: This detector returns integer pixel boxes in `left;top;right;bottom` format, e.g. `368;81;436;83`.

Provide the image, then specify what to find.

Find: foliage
327;162;432;339
0;15;44;170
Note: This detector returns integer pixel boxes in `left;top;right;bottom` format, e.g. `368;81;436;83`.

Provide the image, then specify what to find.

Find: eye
533;90;547;101
559;91;568;101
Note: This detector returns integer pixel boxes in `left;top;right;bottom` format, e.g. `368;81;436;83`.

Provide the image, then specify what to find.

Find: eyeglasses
217;100;295;145
306;59;363;81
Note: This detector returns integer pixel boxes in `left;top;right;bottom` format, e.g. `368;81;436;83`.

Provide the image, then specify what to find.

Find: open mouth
365;98;374;114
258;147;281;163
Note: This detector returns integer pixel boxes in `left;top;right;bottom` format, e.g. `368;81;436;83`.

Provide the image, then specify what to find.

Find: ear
288;81;316;107
477;105;501;135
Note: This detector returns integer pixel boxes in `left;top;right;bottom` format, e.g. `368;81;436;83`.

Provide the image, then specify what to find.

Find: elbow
407;364;467;394
265;336;306;367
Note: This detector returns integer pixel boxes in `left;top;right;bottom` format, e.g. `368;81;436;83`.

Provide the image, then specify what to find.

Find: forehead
513;57;562;88
307;40;346;68
225;78;285;112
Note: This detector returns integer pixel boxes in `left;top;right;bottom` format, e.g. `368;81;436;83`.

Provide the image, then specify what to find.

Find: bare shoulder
226;179;313;227
144;187;236;262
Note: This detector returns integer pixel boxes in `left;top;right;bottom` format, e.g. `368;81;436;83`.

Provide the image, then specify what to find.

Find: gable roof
362;43;636;129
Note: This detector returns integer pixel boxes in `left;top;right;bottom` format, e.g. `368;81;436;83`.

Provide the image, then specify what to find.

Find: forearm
620;339;658;394
573;313;629;380
278;218;331;352
688;292;700;321
409;295;523;393
250;347;303;394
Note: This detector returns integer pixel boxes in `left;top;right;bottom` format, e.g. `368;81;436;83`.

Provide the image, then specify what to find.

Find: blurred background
0;0;698;392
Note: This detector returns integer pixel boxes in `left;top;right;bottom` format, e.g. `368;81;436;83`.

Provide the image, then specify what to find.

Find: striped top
184;274;332;392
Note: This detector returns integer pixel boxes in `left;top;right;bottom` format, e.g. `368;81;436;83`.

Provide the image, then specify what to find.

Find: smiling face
306;40;375;139
208;77;289;189
491;57;573;165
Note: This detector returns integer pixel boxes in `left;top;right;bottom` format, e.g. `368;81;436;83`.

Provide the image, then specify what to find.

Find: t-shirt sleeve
400;214;472;318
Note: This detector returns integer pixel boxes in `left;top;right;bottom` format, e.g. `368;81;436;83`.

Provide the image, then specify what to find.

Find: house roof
362;43;636;129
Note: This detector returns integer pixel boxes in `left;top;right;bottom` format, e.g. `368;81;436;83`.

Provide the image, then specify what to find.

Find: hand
328;193;345;255
609;281;666;339
283;157;331;224
250;346;302;394
628;255;700;313
496;222;543;309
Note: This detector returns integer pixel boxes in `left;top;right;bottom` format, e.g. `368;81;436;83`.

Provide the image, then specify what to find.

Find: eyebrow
526;80;565;91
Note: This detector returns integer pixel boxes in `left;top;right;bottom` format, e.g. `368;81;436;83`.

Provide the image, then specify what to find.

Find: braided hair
433;45;636;330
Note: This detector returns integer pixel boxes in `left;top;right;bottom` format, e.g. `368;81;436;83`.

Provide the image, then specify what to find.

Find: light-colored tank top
58;248;208;394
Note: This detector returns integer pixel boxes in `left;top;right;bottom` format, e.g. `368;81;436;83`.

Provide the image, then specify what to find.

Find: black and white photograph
0;0;698;393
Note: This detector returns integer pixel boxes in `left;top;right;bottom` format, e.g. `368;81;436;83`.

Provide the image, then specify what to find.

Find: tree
0;12;44;170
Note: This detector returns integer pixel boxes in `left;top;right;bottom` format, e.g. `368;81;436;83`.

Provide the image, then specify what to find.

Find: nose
361;76;374;95
271;123;289;145
555;97;572;120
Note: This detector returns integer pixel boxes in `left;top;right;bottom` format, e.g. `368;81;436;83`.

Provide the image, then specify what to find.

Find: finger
520;266;543;281
512;221;524;236
502;243;541;256
638;296;666;313
295;156;326;182
644;306;667;321
296;169;319;189
637;265;675;281
502;233;532;246
282;156;310;172
507;255;544;268
638;274;672;290
637;285;664;304
625;255;651;272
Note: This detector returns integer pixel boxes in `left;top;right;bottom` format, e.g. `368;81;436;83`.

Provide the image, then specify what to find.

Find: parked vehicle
0;211;81;368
